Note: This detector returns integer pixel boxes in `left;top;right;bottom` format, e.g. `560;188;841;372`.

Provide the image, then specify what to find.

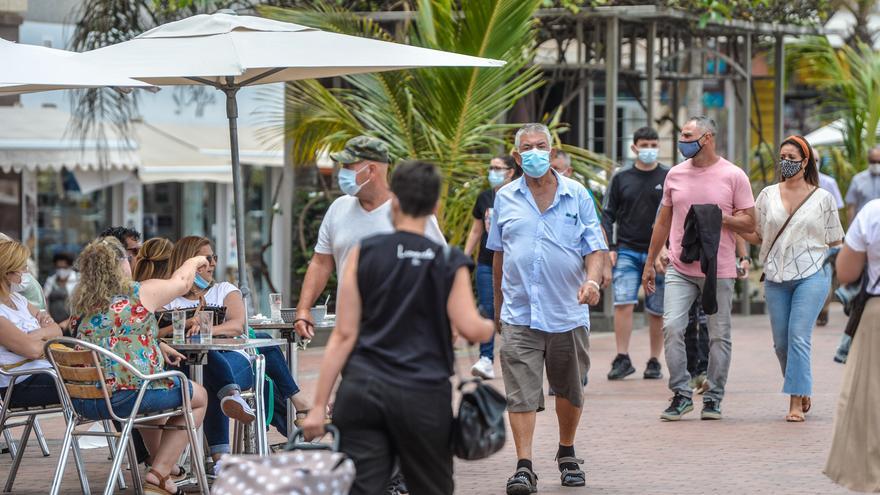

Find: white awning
0;106;282;183
0;106;139;172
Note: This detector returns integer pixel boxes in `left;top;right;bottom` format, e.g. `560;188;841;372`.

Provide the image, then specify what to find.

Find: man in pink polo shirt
642;116;756;421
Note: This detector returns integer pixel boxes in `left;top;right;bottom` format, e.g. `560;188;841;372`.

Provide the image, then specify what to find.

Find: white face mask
56;268;72;279
870;163;880;175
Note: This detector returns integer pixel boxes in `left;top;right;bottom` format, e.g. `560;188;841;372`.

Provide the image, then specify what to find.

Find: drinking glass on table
196;310;213;345
172;310;186;344
269;293;283;322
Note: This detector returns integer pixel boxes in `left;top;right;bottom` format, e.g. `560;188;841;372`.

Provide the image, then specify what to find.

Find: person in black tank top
302;161;494;495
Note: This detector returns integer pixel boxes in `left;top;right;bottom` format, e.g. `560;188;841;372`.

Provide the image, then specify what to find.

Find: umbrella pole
223;82;252;320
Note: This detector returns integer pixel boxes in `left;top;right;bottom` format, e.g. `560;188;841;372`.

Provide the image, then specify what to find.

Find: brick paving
1;306;853;494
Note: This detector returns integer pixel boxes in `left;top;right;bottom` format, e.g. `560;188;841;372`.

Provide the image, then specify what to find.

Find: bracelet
586;280;601;291
739;256;752;264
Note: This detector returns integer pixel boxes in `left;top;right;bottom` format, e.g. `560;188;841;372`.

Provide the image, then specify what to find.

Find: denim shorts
71;377;192;420
612;248;664;316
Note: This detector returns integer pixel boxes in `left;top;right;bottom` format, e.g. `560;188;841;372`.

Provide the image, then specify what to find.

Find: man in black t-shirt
302;161;493;495
602;127;669;381
464;155;517;380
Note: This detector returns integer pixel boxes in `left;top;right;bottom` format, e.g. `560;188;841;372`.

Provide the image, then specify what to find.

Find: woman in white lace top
741;135;844;422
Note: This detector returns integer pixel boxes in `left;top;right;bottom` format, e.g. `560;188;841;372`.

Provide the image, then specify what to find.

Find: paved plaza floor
1;306;855;494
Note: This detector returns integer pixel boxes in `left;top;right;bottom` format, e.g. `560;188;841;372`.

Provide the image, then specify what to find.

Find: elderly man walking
643;116;755;421
487;123;607;494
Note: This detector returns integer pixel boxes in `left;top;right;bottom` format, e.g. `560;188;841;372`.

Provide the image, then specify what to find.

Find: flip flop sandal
506;466;537;495
143;469;181;495
557;456;586;487
786;413;805;423
802;397;812;414
146;463;186;481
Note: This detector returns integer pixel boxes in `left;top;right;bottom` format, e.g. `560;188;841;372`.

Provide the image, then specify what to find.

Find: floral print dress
71;283;173;392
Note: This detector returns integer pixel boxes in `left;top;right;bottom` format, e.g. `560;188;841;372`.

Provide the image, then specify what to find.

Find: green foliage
538;0;830;24
259;0;611;246
789;37;880;180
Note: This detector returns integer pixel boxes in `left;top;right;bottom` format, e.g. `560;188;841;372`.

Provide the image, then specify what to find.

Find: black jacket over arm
680;204;722;314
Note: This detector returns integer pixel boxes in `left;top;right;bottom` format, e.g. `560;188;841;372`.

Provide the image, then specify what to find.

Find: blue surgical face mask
638;148;659;165
678;135;704;159
519;149;551;178
488;169;507;187
194;274;210;290
337;164;370;196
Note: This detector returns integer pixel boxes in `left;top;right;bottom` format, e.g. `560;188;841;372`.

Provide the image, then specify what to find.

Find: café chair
0;365;91;493
44;337;209;495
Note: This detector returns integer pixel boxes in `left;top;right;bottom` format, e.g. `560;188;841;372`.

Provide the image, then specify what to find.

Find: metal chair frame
44;337;209;495
231;353;267;456
0;366;93;493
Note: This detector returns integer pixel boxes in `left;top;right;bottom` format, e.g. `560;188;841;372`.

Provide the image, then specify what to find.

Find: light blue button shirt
487;171;607;333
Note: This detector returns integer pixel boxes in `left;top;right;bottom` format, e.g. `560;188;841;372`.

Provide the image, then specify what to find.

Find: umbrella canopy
0;38;152;94
80;11;505;320
79;12;504;85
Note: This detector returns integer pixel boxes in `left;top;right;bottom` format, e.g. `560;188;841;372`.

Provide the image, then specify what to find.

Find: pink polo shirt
661;157;755;279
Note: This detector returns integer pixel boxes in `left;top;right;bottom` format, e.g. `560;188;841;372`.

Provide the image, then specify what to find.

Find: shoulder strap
765;187;820;257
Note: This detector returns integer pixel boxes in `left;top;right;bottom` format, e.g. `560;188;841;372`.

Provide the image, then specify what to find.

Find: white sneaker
471;356;496;380
221;394;256;424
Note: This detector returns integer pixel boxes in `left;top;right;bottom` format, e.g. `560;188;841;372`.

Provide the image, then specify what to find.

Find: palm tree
789;36;880;193
258;0;611;245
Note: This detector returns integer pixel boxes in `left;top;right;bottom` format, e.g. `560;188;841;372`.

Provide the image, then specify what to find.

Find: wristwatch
738;256;752;264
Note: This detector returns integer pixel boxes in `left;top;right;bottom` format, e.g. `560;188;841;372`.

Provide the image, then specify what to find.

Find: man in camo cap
294;135;446;338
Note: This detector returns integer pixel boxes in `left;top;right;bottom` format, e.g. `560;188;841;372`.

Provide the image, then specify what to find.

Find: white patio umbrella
80;11;504;310
0;38;151;94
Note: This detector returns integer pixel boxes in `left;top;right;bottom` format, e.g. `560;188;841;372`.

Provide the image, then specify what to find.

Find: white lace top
756;185;844;283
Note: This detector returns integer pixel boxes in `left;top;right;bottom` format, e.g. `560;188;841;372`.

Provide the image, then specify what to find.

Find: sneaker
220;394;256;424
660;394;693;421
506;466;538;495
471;356;496;380
643;358;663;379
607;354;636;380
701;399;722;420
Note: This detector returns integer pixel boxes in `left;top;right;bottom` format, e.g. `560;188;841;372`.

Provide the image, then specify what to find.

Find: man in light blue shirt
487;123;606;494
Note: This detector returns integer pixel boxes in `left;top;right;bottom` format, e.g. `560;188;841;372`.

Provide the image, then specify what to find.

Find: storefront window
244;165;272;316
36;169;112;281
0;171;21;240
143;182;217;241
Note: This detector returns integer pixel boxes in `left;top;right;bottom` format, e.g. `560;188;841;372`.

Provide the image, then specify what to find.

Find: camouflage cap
329;136;390;165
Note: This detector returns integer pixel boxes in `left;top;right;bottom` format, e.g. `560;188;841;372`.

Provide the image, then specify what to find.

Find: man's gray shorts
499;323;590;413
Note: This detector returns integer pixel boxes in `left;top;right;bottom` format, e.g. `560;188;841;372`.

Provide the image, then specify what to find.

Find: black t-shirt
344;231;474;387
472;189;496;266
601;164;670;252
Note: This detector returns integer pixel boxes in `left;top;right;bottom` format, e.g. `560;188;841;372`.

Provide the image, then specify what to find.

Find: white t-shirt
314;196;446;275
0;293;51;387
756;185;845;283
164;282;240;311
845;198;880;295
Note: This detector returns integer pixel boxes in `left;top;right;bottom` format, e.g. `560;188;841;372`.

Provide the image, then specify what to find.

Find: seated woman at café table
133;237;174;284
0;239;63;409
164;236;311;463
69;237;209;495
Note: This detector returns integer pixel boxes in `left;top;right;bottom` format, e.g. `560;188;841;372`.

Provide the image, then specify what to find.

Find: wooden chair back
46;345;108;400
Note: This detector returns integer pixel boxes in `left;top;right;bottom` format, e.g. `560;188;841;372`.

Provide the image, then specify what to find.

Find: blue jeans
0;373;60;409
613;248;664;315
475;263;495;360
72;377;191;420
202;351;254;456
764;265;831;397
